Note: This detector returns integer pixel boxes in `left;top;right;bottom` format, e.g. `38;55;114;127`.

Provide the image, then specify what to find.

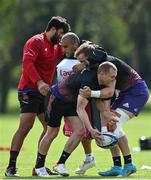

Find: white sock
85;153;94;162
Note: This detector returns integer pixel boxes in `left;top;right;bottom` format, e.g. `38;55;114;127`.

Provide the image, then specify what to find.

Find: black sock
124;154;132;164
35;152;46;168
113;156;122;167
8;150;19;168
57;151;70;164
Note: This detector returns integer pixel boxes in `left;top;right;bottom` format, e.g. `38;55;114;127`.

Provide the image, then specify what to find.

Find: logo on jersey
134;108;138;112
22;93;29;104
60;70;72;77
25;49;35;57
122;102;129;108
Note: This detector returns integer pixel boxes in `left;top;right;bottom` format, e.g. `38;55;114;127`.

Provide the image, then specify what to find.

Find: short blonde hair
98;61;117;73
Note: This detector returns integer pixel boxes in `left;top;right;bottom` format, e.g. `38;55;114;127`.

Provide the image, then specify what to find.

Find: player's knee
113;108;130;123
112;108;130;138
79;129;85;137
46;127;59;140
74;127;85;138
113;125;125;138
18;125;33;136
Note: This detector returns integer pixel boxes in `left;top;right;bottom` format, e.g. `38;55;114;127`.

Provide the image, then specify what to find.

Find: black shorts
18;91;45;114
45;91;77;128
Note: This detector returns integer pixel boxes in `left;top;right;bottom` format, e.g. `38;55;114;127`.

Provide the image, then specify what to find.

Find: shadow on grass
2;175;138;179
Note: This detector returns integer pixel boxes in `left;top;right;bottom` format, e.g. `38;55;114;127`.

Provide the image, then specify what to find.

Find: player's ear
74;43;79;49
51;27;57;34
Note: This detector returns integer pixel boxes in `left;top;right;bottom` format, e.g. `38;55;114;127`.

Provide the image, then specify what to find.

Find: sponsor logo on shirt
25;49;35;57
59;70;72;77
134;108;138;112
122;102;129;108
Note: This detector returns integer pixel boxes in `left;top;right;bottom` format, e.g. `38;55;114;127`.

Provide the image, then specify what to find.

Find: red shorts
63;102;92;140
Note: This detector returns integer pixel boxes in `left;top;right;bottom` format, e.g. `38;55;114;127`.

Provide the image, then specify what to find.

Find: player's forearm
77;108;93;132
91;88;114;99
76;95;92;131
80;86;114;99
97;99;111;113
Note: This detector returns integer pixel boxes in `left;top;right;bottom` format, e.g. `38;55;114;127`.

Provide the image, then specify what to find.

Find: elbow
103;90;114;98
107;90;114;98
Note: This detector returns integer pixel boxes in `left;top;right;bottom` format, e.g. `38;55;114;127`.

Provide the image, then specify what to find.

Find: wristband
90;90;101;98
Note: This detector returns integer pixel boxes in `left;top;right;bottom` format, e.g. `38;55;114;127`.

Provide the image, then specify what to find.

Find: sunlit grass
0;89;151;178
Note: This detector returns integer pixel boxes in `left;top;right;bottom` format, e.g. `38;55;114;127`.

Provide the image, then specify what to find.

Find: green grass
0;113;151;179
0;89;151;179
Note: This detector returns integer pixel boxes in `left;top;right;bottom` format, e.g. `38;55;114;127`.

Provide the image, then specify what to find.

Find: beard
51;33;60;44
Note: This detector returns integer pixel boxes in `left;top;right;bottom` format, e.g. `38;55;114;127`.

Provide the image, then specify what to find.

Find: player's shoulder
33;33;44;44
26;33;44;47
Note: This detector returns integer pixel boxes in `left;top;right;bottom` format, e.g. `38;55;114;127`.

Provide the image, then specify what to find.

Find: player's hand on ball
96;132;118;149
90;128;102;142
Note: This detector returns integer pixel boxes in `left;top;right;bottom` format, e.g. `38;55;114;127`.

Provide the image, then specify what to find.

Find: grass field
0;90;151;179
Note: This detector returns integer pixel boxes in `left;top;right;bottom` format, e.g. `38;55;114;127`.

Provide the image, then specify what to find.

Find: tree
0;0;57;113
0;0;151;113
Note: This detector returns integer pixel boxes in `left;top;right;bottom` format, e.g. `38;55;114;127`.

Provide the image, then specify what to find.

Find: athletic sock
85;153;94;162
113;156;122;167
57;150;70;164
8;150;19;168
123;154;132;164
35;152;46;168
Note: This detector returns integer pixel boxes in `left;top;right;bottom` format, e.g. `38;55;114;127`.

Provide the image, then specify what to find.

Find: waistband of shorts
18;86;38;94
51;84;67;102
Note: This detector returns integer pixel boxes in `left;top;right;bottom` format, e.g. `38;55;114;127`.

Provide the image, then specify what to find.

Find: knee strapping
113;108;130;138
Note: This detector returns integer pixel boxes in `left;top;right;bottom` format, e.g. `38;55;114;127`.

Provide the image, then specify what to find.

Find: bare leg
81;139;92;154
6;113;37;174
75;139;96;175
81;139;95;162
11;113;36;151
56;116;84;165
63;116;84;153
37;113;47;147
39;126;59;155
110;145;121;157
118;135;130;156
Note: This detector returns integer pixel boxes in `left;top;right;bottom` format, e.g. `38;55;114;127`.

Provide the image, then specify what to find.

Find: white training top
57;58;79;83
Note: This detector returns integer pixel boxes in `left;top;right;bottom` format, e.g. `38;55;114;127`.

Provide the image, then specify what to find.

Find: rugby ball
96;132;118;149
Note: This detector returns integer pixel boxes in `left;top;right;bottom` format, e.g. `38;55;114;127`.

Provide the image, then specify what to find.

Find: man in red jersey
5;16;70;177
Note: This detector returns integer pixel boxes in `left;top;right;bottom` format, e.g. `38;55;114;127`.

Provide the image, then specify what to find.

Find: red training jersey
18;32;63;90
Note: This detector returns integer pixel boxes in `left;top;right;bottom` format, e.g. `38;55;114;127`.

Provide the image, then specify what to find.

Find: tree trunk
0;63;11;113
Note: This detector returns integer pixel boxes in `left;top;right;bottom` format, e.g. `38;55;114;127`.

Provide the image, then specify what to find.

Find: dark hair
45;16;71;33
